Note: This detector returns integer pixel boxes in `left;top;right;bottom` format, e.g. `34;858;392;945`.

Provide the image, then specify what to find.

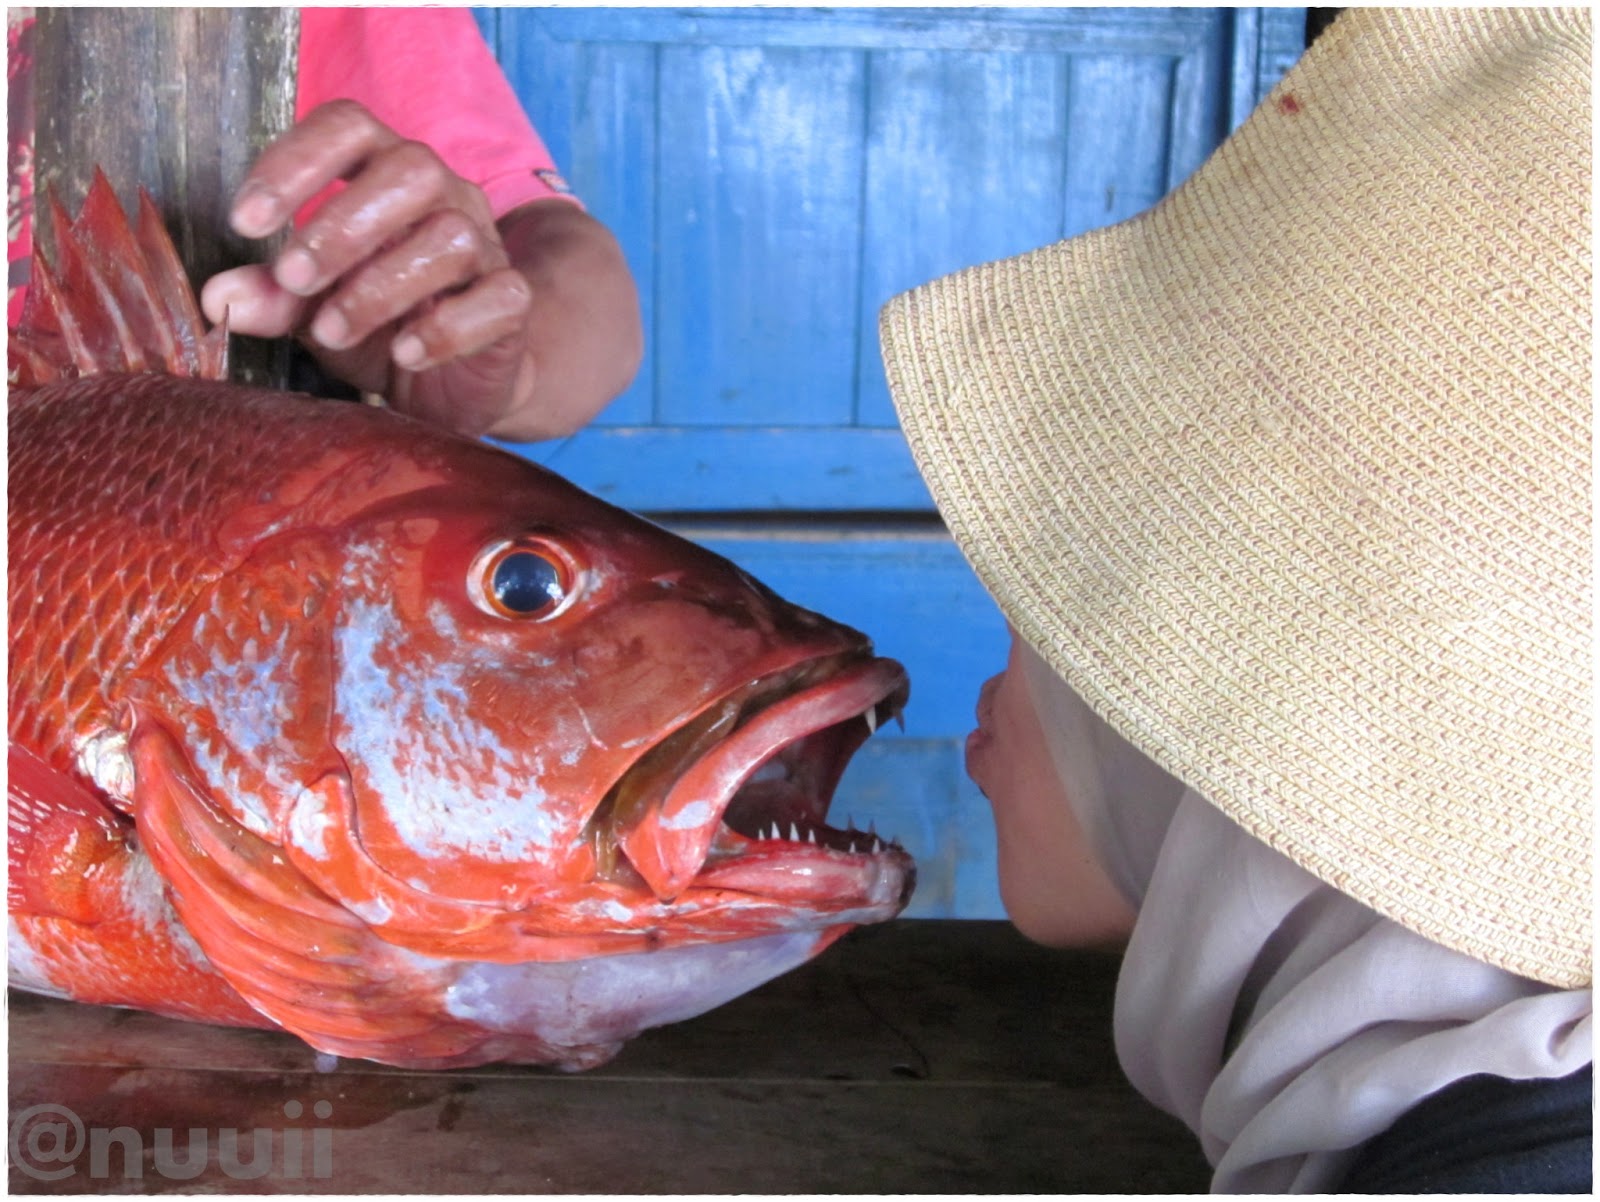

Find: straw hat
881;8;1591;988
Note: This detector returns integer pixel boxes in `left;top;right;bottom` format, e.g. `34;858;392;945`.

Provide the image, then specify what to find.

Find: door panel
656;44;867;428
855;49;1071;426
485;7;1300;512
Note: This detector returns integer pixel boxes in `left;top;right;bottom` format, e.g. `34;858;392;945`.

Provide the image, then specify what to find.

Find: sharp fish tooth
894;710;906;733
871;836;883;853
789;822;800;842
807;829;817;844
864;706;878;735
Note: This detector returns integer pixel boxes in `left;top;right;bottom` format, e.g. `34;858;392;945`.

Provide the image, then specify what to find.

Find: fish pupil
492;551;563;615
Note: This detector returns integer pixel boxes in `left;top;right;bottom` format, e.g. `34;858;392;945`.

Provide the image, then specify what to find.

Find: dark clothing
1339;1066;1592;1193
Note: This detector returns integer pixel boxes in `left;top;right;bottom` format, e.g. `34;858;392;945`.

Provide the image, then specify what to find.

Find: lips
964;670;1004;774
600;654;913;912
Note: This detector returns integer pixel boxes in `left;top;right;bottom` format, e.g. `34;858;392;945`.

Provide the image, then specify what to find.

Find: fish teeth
745;814;900;855
864;706;878;735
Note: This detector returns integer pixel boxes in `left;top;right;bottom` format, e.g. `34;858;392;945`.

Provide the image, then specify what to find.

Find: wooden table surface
8;919;1209;1194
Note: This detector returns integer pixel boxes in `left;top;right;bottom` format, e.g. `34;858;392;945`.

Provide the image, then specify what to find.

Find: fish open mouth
590;653;914;915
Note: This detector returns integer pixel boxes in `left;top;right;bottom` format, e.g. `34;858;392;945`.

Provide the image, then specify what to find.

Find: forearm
492;198;643;442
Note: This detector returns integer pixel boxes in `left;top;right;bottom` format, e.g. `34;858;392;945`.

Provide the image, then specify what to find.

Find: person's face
966;634;1135;948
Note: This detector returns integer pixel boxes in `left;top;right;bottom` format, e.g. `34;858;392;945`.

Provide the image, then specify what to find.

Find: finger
199;264;312;337
305;208;509;353
390;267;533;373
229;100;404;240
272;141;496;300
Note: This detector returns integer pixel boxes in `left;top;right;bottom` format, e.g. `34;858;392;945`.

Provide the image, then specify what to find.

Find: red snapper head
194;430;914;967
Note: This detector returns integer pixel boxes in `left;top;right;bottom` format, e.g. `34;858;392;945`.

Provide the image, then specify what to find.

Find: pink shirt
295;8;577;222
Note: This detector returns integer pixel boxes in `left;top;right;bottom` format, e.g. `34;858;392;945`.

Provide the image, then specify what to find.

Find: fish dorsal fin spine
9;166;229;386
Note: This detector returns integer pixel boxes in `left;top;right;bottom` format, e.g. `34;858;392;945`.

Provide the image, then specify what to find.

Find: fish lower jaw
690;824;916;915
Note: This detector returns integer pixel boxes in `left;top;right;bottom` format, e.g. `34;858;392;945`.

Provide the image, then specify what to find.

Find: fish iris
491;550;564;616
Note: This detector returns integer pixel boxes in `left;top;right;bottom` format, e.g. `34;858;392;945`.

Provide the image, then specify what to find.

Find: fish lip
605;653;913;908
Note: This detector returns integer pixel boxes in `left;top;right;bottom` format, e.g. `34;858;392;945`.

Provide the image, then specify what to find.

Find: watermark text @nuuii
10;1101;334;1182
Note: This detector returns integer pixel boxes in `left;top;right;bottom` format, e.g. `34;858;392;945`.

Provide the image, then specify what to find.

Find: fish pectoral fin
126;720;497;1066
8;742;131;924
8;740;263;1024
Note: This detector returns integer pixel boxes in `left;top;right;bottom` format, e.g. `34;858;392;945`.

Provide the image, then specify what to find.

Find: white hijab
1018;643;1593;1192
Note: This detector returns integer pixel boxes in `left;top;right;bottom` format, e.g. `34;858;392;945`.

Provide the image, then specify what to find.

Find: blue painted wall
476;7;1305;917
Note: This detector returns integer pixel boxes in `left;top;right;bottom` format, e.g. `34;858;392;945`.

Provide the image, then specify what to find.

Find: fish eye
471;539;576;620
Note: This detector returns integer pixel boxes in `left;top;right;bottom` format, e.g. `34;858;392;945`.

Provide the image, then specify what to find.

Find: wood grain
9;920;1210;1193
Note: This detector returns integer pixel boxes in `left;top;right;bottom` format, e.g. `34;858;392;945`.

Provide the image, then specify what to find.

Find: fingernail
199;276;239;324
392;334;426;369
311;307;350;349
231;185;281;238
275;248;319;295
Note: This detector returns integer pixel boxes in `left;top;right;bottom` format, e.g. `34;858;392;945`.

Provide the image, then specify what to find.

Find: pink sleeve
295;7;579;220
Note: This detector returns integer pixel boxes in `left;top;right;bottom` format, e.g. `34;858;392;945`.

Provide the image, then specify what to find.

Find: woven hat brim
881;8;1592;988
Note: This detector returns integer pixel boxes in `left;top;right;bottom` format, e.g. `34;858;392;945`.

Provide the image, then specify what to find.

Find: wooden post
32;7;299;387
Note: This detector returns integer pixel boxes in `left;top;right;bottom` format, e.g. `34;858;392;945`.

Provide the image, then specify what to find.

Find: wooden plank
655;43;867;427
8;921;1212;1193
496;14;660;426
1063;53;1177;236
855;48;1070;426
1228;7;1265;129
1257;8;1312;108
1167;17;1232;188
558;41;661;427
7;1068;1206;1193
533;7;1218;55
32;7;298;388
10;923;1108;1083
513;426;936;510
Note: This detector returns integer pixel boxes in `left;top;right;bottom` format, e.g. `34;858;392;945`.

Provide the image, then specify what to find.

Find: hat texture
881;8;1592;987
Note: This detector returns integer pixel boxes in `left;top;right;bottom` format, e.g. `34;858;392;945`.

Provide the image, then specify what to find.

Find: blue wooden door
476;7;1305;916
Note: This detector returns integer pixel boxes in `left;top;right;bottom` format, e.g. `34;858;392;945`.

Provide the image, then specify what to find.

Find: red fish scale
8;373;387;781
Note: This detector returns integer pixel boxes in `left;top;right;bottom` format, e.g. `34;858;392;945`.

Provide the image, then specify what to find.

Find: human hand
202;100;637;439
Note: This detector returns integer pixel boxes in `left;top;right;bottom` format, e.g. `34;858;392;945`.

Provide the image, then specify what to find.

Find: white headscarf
1018;642;1593;1192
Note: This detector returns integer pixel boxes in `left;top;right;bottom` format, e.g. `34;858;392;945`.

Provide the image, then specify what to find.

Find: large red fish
7;172;913;1070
